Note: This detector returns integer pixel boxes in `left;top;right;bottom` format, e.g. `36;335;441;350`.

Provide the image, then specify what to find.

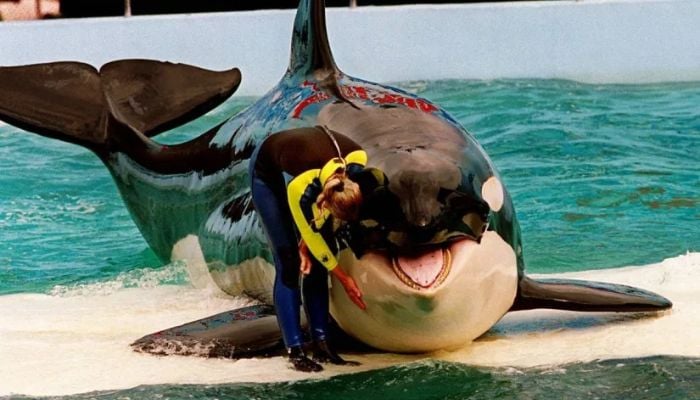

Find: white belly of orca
330;231;518;352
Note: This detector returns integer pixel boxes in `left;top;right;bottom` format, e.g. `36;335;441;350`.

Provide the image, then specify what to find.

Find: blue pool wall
1;0;699;95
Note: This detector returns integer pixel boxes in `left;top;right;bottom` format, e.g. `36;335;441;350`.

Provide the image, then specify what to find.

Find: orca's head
321;102;518;352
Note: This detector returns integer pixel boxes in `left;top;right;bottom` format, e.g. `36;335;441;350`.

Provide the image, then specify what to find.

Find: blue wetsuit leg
302;259;330;341
249;174;304;349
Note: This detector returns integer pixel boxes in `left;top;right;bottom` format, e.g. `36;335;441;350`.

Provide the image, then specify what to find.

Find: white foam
1;252;698;396
48;263;188;297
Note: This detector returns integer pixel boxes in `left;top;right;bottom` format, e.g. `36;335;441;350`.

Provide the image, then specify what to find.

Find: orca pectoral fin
0;62;109;148
131;304;284;358
100;60;241;137
510;277;672;312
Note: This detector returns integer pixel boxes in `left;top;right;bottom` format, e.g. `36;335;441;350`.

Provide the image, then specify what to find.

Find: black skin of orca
0;0;672;358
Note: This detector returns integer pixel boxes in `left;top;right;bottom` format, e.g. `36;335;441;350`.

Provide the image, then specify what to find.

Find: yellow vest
286;150;367;270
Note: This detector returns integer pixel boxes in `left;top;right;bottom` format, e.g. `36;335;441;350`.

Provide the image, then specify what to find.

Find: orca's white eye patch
482;177;504;212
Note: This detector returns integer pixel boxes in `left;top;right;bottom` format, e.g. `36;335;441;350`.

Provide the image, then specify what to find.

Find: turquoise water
0;79;699;397
8;357;698;400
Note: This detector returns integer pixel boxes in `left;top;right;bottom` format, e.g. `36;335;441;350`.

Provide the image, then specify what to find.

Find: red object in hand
332;267;366;310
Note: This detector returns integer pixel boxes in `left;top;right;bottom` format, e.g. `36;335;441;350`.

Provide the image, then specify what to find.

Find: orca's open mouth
391;246;452;290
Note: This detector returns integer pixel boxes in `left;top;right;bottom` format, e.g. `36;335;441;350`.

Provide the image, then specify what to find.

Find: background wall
1;0;699;95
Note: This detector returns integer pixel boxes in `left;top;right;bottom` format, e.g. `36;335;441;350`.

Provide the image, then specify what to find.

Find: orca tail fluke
131;305;285;358
510;276;673;312
0;60;241;154
0;62;110;150
101;60;241;137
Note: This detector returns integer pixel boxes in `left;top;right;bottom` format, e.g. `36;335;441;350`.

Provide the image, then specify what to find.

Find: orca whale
0;0;671;357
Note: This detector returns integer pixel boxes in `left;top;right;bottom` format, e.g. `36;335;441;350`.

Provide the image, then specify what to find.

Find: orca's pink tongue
394;248;446;288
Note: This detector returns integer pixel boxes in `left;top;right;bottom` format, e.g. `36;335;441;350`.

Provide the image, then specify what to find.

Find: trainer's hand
298;240;312;275
332;267;366;310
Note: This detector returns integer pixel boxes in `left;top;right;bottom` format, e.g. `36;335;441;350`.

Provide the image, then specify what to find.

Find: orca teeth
391;248;451;290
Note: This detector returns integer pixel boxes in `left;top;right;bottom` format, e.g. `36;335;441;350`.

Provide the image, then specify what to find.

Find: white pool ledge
1;0;699;95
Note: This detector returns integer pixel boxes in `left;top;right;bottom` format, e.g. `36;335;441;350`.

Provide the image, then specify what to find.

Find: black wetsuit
248;126;366;348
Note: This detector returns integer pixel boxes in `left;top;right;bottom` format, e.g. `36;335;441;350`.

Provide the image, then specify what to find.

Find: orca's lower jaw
329;231;520;352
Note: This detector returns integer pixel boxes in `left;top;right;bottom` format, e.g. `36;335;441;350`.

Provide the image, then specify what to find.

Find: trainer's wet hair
315;126;363;221
317;171;362;221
